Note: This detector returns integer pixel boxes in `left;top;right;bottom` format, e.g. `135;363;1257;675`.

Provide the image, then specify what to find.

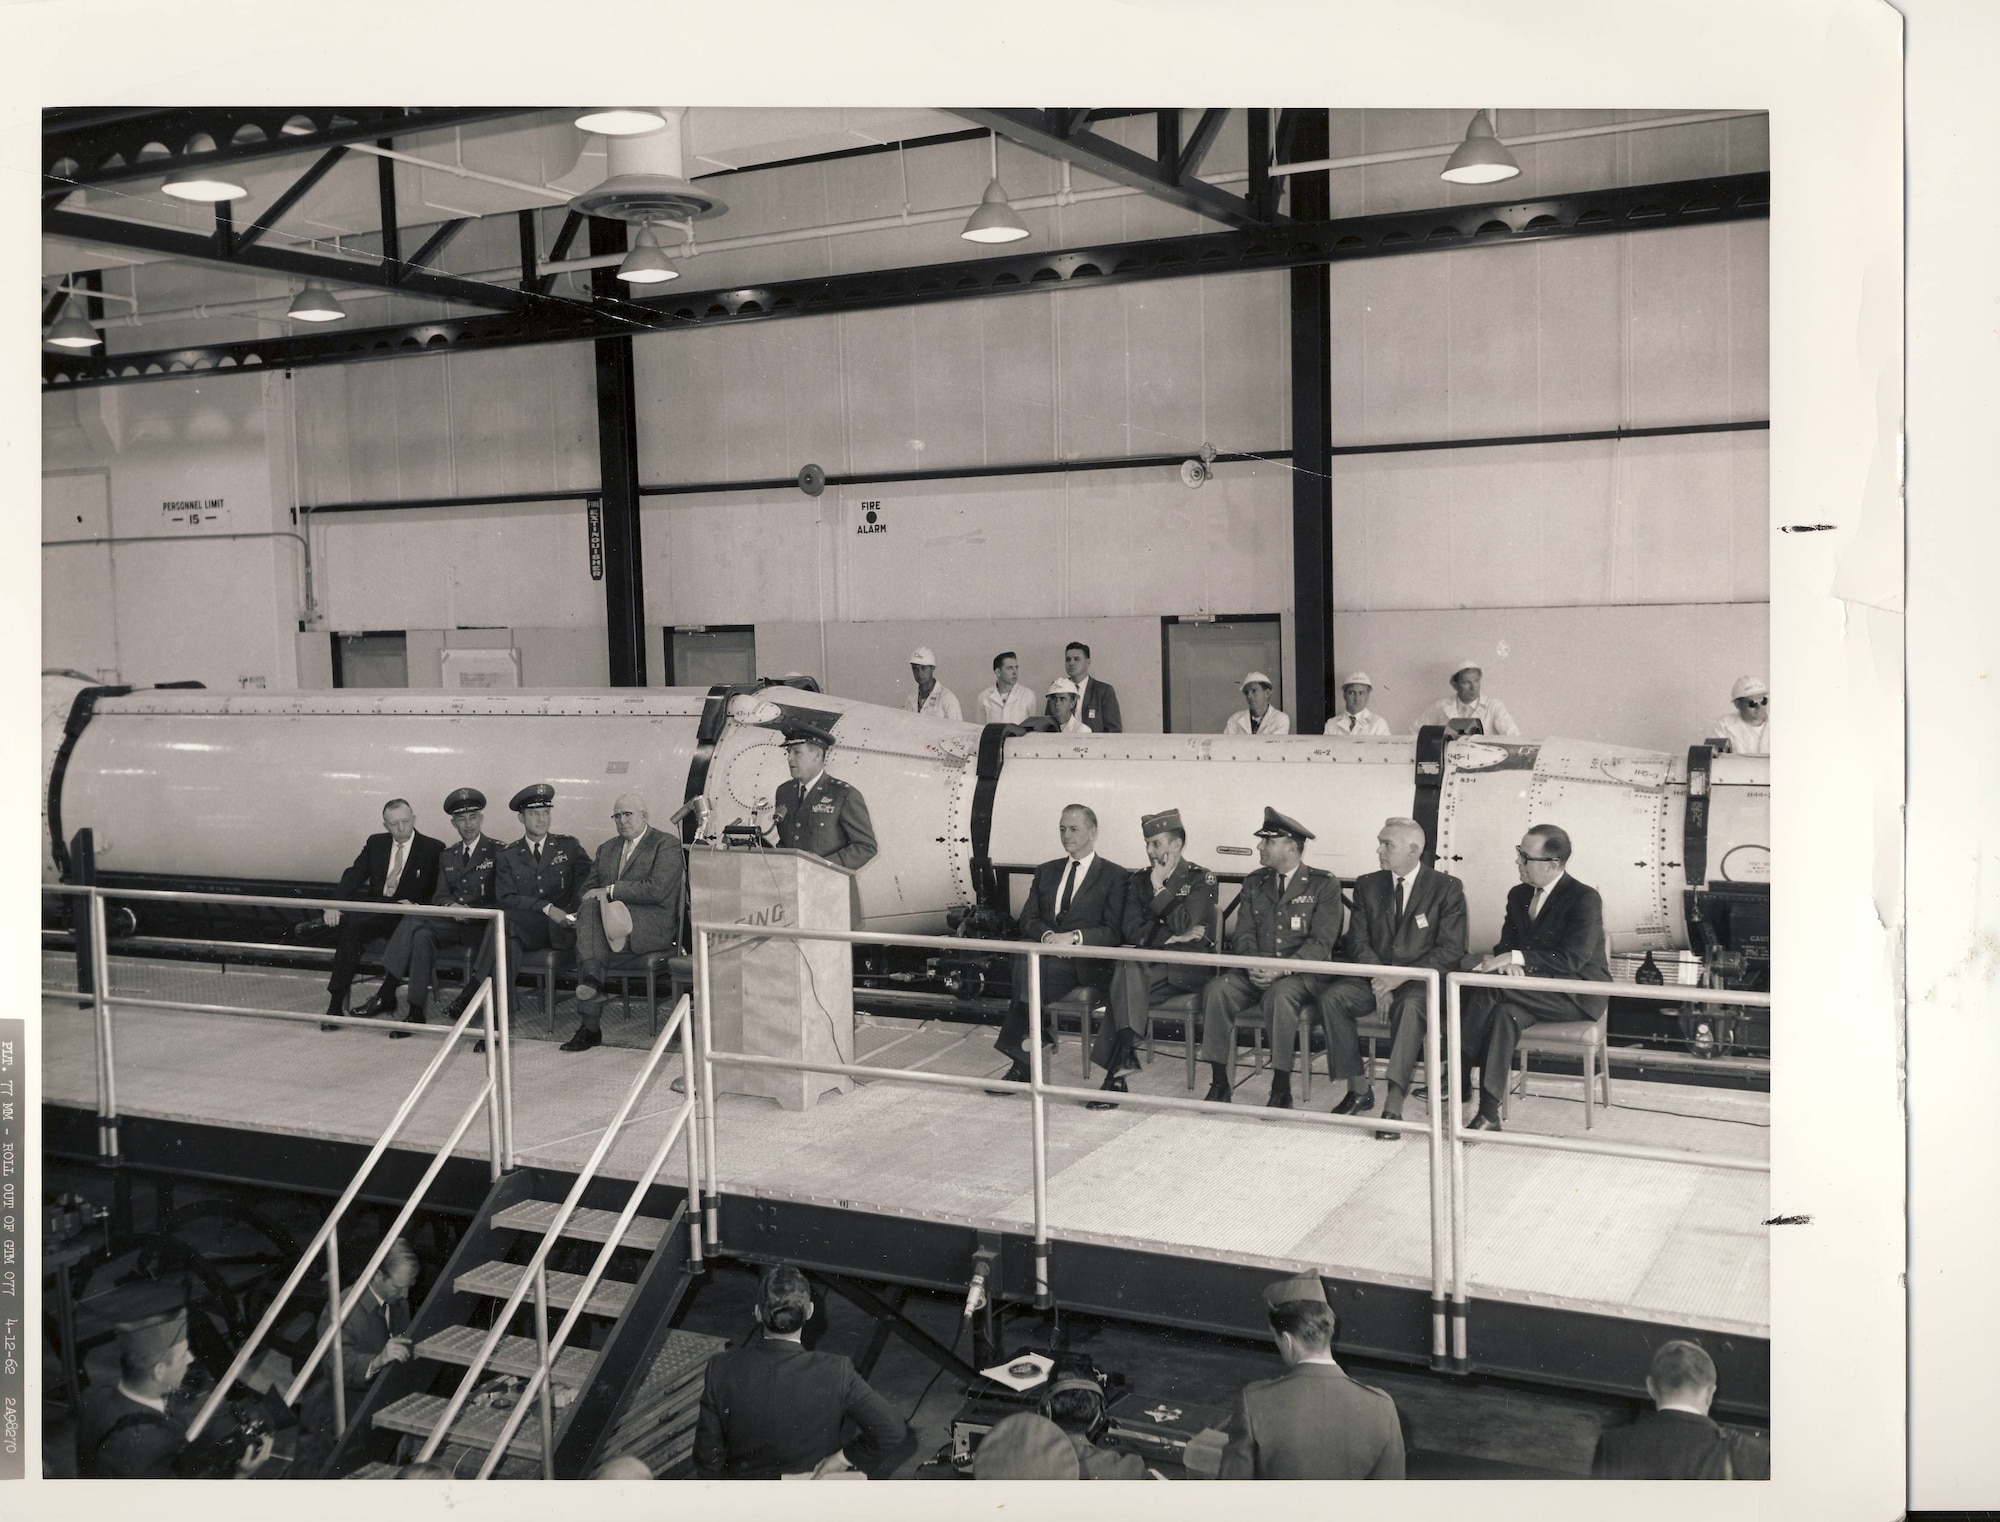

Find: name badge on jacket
1414;912;1429;929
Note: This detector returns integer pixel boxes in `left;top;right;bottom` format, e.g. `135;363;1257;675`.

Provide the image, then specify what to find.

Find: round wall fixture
1180;458;1210;489
798;463;827;497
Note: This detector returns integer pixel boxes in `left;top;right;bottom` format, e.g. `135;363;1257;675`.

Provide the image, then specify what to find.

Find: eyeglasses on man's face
1737;696;1769;709
1515;849;1559;864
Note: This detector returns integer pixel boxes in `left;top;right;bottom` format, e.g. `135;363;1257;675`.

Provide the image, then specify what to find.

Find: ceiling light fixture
576;108;669;137
287;284;347;322
960;133;1030;244
162;168;250;201
45;298;103;348
1439;110;1521;185
617;222;680;283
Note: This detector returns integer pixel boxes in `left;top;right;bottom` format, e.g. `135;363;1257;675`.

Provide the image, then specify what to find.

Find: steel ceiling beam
43;173;1769;389
955;107;1273;229
233;146;349;253
44;206;526;312
42;107;532;197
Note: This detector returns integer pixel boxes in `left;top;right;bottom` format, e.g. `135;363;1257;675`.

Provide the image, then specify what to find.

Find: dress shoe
1086;1074;1128;1111
985;1058;1032;1096
472;1038;487;1055
1266;1086;1294;1110
388;1009;426;1041
1202;1079;1232;1104
1377;1107;1404;1142
319;1021;343;1033
1328;1089;1376;1117
352;990;397;1019
559;1027;602;1053
1466;1111;1502;1132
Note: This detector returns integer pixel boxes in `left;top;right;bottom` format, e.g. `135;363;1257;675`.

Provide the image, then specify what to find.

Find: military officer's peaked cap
444;787;486;817
108;1278;190;1363
1141;808;1185;838
779;720;836;751
1254;806;1314;843
509;783;557;812
1262;1273;1330;1310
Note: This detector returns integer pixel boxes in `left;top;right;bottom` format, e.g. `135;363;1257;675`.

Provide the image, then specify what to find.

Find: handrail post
1446;975;1470;1374
89;890;119;1161
1026;950;1051;1310
482;982;501;1181
1423;969;1448;1371
680;985;705;1273
326;1236;347;1437
696;928;719;1253
492;910;515;1169
533;1265;555;1479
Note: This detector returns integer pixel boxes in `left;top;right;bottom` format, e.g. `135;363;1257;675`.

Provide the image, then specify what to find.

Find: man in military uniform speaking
76;1299;274;1478
763;722;877;931
1197;808;1346;1109
1087;808;1218;1110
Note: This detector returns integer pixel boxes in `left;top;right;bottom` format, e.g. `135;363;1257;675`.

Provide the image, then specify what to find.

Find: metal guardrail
42;883;521;1449
694;923;1454;1364
1443;969;1773;1372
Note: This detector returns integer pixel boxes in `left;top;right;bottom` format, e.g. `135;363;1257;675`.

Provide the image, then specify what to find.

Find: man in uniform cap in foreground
77;1293;275;1478
973;1412;1083;1480
1710;675;1771;756
1223;672;1290;735
493;784;592;1025
1197;808;1345;1109
388;787;503;1035
903;646;962;721
1413;659;1520;736
1219;1275;1405;1479
565;793;686;1053
1089;808;1218;1109
1325;672;1391;736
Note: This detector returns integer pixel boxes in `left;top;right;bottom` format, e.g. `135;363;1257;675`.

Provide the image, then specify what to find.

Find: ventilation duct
567;108;725;224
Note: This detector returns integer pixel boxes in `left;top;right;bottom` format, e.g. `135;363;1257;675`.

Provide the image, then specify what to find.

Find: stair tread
416;1324;597;1386
346;1461;400;1479
490;1200;670;1252
456;1260;632;1317
372;1392;550;1460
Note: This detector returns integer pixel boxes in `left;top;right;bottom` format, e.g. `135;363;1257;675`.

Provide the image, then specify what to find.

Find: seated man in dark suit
1592;1339;1769;1479
992;804;1127;1087
294;1237;418;1475
565;792;686;1053
1088;807;1218;1109
693;1264;912;1479
1219;1274;1405;1479
1320;816;1468;1135
1460;823;1612;1131
321;798;443;1027
1198;808;1345;1109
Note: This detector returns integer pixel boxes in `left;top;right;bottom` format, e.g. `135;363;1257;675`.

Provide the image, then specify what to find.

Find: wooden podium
689;845;854;1111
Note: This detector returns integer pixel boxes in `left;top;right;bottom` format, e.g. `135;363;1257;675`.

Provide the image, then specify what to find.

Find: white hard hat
1731;675;1769;700
1046;677;1081;698
1451;659;1483;678
909;647;937;667
1340;671;1373;689
1241;671;1274;690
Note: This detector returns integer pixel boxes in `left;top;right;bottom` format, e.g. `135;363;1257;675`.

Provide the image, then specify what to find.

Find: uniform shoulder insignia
1203;871;1217;884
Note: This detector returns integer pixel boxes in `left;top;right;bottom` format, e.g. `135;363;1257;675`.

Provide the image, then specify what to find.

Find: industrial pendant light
287;284;347;322
162;168;249;201
46;298;103;348
960;133;1030;244
617;222;680;283
1439;111;1521;185
576;108;669;137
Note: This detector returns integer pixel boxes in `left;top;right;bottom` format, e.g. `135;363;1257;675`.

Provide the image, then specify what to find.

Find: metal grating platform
42;957;1769;1337
455;1261;632;1318
490;1199;669;1252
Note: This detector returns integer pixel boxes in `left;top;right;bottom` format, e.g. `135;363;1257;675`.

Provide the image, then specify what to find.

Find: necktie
1529;885;1546;921
383;840;406;897
1395;875;1406;922
1056;860;1078;918
532;841;542;866
619;837;636;876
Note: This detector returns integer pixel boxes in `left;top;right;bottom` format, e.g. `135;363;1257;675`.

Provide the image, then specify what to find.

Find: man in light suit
1219;1275;1405;1480
322;798;444;1025
993;804;1127;1087
566;793;687;1052
1063;642;1122;733
1320;817;1468;1136
1197;807;1345;1109
1460;823;1612;1130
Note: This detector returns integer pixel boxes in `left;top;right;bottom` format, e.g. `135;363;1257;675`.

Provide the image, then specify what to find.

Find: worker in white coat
1413;660;1520;737
902;647;962;721
1710;676;1770;755
1224;673;1290;736
1324;673;1390;737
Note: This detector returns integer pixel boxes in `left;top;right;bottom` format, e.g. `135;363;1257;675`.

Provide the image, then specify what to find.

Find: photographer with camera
77;1302;275;1479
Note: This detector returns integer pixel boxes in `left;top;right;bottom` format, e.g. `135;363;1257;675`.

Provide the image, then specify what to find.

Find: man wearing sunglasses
1458;824;1610;1130
1711;676;1771;756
